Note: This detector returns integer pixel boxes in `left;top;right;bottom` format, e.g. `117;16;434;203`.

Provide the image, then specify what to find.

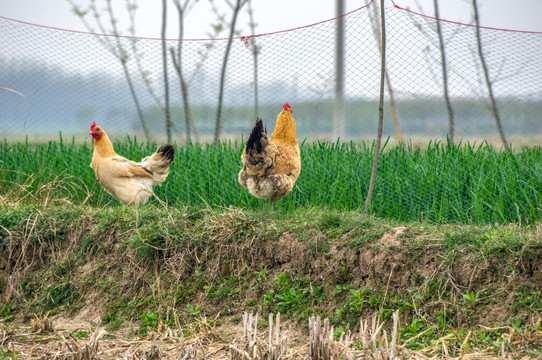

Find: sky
1;0;541;40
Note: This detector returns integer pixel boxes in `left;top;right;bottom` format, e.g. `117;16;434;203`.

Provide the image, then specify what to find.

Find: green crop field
1;137;541;224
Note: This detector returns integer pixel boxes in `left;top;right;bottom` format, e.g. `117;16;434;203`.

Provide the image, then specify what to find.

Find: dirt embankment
2;206;542;358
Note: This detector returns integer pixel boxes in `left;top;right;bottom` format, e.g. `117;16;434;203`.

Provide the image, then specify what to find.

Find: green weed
0;348;16;360
263;270;324;317
511;289;542;312
462;291;481;307
0;303;16;323
72;329;90;339
186;304;201;318
34;282;78;314
204;274;241;299
140;310;160;335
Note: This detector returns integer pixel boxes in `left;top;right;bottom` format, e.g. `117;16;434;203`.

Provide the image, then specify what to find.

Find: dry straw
2;311;523;359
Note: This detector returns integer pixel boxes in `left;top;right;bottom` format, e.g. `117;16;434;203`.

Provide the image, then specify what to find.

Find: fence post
333;0;345;141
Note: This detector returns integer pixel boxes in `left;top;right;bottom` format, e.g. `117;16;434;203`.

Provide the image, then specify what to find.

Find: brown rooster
89;122;174;206
239;103;301;210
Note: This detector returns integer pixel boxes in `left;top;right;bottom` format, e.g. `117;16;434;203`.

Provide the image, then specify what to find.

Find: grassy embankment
1;204;542;358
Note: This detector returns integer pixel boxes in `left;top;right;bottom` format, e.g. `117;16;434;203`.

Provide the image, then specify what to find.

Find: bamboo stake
364;0;387;213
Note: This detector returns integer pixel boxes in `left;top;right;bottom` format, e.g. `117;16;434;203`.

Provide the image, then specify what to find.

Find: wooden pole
364;0;386;213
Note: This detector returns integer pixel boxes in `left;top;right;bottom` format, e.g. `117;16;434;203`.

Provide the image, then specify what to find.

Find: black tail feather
246;118;266;153
157;144;175;163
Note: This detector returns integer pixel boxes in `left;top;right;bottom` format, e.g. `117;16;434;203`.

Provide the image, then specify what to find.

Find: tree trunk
472;0;509;151
170;48;200;143
213;0;246;145
247;0;259;120
121;60;151;142
368;0;402;143
171;0;200;143
161;0;172;143
105;0;151;142
434;0;455;144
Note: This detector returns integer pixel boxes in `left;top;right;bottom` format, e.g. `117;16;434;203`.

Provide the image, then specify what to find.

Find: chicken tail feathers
240;117;276;180
246;118;266;154
157;144;175;164
140;144;175;185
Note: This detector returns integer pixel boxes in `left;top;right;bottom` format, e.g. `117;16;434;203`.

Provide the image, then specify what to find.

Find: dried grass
230;313;290;360
0;170;92;208
3;312;539;359
308;311;402;360
58;328;106;359
31;314;53;333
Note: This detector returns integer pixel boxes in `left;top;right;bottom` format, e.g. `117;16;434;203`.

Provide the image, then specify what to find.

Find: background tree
366;0;402;143
70;0;204;143
127;1;163;114
246;0;260;120
212;0;249;145
411;0;461;144
433;0;455;144
472;0;509;151
170;0;200;143
365;0;387;213
68;0;151;141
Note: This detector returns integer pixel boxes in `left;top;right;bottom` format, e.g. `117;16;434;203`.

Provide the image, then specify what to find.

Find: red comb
90;122;97;130
283;103;291;110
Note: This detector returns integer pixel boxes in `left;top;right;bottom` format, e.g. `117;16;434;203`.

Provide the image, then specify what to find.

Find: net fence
1;2;542;222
